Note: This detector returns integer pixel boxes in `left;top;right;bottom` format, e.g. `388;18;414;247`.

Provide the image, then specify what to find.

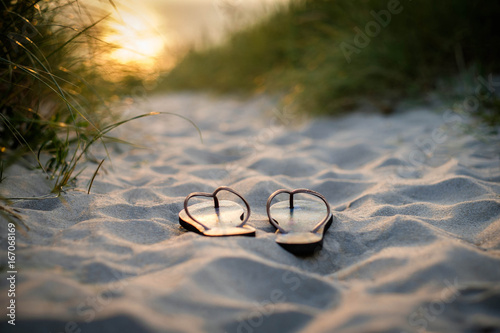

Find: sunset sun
104;11;165;69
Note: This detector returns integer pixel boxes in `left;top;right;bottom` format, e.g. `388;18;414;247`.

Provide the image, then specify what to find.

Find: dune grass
0;0;155;195
160;0;500;122
1;0;107;191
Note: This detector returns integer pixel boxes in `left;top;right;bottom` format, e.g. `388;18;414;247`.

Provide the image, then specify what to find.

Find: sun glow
104;10;165;72
97;0;290;80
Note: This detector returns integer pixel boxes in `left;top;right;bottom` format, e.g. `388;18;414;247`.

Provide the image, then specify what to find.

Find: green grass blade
46;14;110;60
87;158;105;194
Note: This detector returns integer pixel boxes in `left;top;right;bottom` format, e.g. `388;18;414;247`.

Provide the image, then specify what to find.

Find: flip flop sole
275;215;333;255
179;200;255;237
270;199;333;255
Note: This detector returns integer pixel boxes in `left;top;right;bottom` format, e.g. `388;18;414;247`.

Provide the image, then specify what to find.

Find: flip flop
266;188;333;255
179;186;255;237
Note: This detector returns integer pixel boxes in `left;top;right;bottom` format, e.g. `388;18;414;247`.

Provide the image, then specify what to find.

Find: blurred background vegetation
1;0;499;197
160;0;500;122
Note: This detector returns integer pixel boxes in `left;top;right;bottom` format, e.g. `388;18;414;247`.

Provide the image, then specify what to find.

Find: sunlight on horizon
97;0;290;78
99;2;169;80
105;11;165;68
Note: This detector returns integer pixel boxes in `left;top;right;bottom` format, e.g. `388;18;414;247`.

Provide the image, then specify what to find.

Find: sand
1;93;499;333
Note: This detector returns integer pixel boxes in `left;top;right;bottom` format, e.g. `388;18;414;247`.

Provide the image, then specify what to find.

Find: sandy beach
1;93;499;332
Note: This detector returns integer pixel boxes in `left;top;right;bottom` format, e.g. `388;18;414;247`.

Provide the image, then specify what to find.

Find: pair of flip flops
178;186;332;255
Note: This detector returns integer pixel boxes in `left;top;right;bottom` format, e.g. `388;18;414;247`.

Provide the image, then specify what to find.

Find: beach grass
0;0;152;196
159;0;500;124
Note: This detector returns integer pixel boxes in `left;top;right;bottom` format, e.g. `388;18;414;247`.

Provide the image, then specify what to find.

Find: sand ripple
1;93;499;332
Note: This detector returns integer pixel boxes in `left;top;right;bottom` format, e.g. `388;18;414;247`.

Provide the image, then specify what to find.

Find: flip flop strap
266;188;331;234
184;186;251;230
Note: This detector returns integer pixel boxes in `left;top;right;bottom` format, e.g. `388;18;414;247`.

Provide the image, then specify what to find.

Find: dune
1;93;499;332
